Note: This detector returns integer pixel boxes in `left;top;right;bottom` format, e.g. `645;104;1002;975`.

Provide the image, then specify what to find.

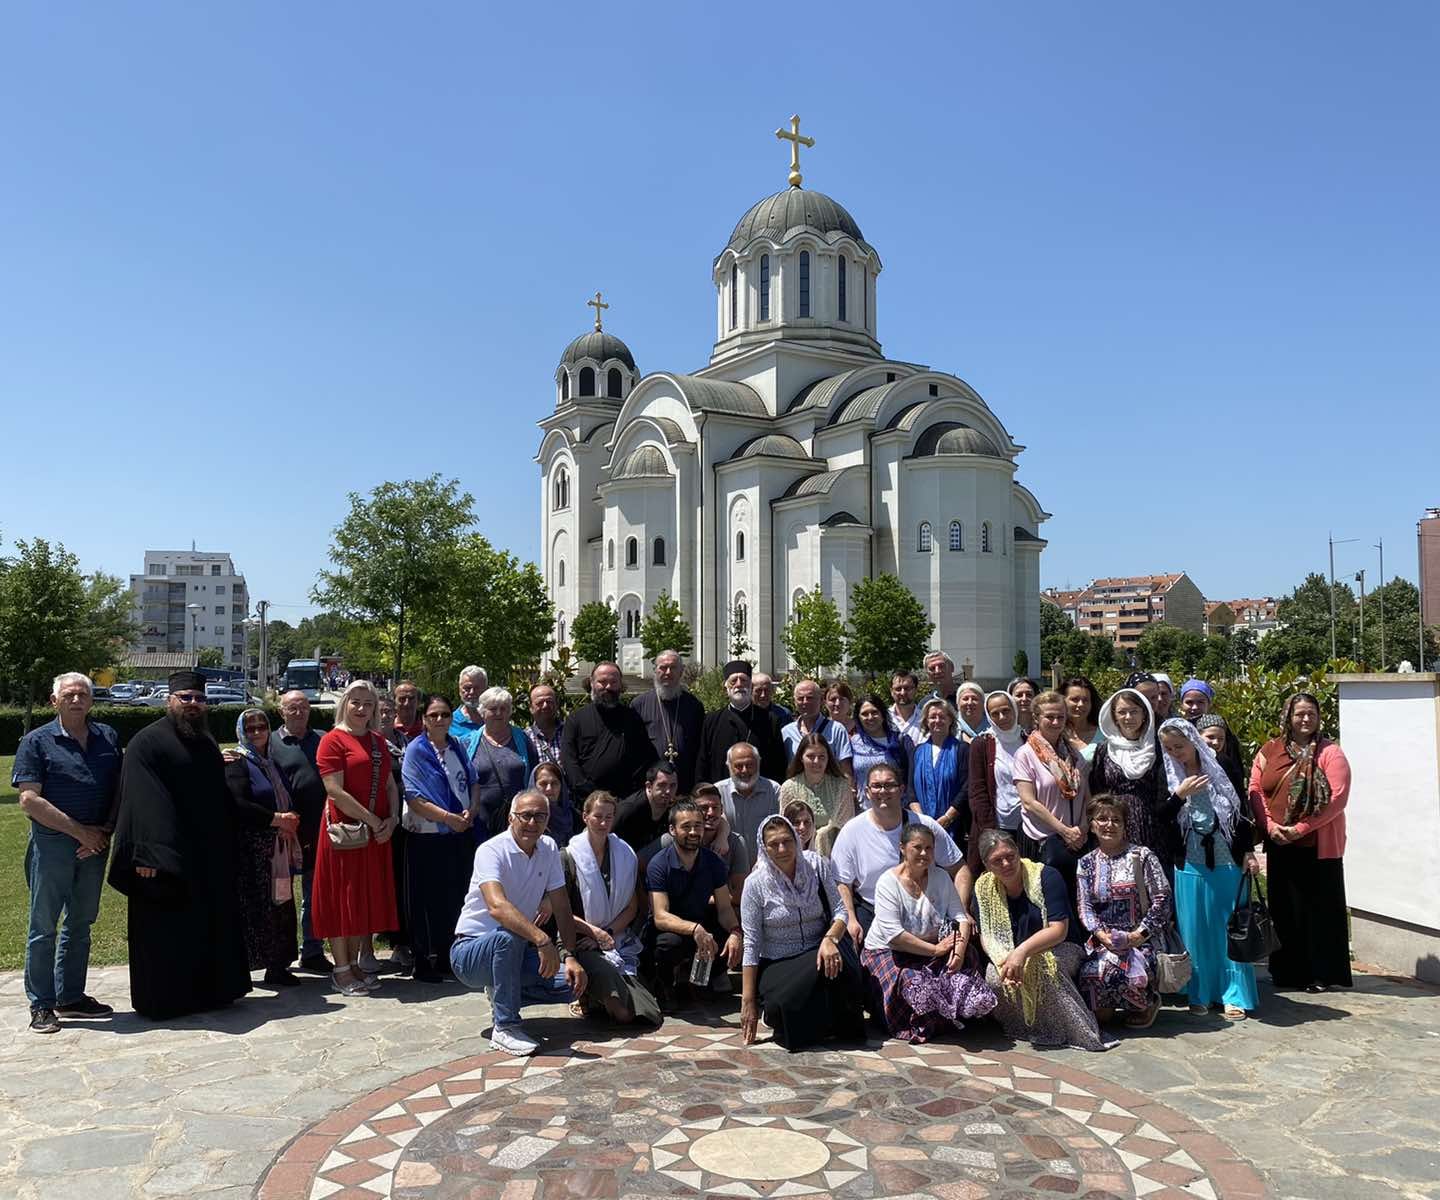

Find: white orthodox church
537;119;1048;681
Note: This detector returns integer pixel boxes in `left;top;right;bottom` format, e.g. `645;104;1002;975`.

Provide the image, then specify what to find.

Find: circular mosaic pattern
254;1023;1269;1200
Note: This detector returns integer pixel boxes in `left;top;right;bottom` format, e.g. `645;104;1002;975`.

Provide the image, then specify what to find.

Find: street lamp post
1328;533;1359;660
1374;538;1385;670
186;603;204;667
1354;570;1366;667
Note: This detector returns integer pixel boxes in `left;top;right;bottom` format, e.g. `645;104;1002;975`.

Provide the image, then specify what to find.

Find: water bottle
688;952;713;987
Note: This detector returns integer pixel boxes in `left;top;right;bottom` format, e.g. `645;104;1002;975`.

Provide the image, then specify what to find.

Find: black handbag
1227;872;1281;963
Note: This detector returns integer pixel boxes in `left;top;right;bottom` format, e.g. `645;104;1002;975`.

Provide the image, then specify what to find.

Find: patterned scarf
1025;730;1080;801
912;736;960;820
975;858;1059;1025
235;709;302;902
1256;735;1333;826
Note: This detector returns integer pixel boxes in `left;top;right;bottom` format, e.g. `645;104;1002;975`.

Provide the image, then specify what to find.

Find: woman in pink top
1013;691;1090;905
1249;692;1351;992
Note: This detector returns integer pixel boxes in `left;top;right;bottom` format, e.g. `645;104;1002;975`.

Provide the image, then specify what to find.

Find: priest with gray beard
695;661;788;785
629;649;705;793
107;672;251;1020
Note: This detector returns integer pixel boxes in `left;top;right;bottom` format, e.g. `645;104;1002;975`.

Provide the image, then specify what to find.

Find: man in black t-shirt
614;762;678;854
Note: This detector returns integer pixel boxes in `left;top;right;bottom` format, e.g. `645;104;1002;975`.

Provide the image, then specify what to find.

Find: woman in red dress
314;681;400;996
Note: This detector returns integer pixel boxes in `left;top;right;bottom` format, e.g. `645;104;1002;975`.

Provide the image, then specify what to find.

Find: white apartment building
131;550;250;667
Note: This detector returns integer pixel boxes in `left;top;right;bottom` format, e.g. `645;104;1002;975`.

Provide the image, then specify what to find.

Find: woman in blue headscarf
400;694;479;982
224;708;304;988
909;697;970;850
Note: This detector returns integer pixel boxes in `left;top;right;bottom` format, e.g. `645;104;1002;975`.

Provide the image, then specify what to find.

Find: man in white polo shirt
450;788;587;1056
830;762;966;946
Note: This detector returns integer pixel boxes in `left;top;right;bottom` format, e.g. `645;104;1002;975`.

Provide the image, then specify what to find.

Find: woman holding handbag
314;681;400;997
1248;693;1352;993
1013;691;1089;918
1074;794;1172;1028
1160;718;1259;1019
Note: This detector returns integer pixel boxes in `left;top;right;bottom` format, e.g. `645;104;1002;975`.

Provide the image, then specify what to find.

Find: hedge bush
0;703;336;754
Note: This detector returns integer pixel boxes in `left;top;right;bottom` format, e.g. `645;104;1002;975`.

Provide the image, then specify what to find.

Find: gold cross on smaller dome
775;114;815;189
586;291;609;331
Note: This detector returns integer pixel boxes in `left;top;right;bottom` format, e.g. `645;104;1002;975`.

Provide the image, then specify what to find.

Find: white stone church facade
537;131;1048;681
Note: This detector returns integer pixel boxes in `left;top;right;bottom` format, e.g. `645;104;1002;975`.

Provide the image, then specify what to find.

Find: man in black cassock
560;663;657;805
629;649;705;794
107;672;251;1020
695;661;787;785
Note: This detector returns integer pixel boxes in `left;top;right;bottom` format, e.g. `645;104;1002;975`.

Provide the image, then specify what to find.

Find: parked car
143;686;169;707
205;688;249;706
108;684;140;704
92;686;111;702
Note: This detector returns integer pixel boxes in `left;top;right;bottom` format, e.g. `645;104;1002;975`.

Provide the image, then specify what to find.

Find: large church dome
560;329;636;373
726;188;873;255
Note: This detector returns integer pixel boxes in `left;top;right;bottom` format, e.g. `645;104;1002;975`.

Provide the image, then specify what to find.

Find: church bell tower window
625;537;638;567
653;537;666;566
579;367;595;397
759;255;770;321
607;367;623;398
799;251;811;317
730;263;738;330
838;255;847;321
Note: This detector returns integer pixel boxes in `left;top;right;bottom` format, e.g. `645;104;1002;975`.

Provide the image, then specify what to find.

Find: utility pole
1375;538;1385;669
1329;533;1358;661
1354;570;1366;667
256;600;270;697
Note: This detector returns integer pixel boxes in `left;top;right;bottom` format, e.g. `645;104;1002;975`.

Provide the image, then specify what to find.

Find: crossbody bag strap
366;733;382;815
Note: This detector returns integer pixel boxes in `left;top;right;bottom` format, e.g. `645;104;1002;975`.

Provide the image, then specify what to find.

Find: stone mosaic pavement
0;965;1437;1200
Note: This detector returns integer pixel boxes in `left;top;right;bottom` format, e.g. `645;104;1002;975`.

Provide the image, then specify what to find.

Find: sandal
567;1000;586;1018
332;967;369;997
1222;1005;1248;1020
1125;1001;1161;1029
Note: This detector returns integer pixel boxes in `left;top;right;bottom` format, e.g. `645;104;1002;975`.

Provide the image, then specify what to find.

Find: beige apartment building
1045;573;1206;649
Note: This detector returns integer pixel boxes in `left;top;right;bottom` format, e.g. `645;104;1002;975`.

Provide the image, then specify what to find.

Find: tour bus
279;659;325;702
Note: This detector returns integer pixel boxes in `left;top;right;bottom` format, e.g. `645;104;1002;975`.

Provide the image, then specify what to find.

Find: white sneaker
490;1025;539;1056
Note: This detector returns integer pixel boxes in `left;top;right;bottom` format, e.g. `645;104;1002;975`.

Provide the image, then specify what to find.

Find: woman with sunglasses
400;694;480;982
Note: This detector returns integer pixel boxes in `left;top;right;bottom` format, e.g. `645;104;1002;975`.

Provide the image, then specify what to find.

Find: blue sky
4;3;1436;625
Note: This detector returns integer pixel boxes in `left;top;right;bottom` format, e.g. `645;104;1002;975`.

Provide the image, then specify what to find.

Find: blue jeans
450;930;572;1029
24;824;108;1009
299;869;323;960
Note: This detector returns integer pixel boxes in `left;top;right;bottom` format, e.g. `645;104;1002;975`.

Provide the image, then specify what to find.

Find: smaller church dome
560;330;637;372
612;444;672;480
731;433;811;461
726;188;873;254
912;421;1004;459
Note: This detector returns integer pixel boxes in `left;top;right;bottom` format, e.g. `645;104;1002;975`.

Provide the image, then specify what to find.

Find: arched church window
735;530;745;562
730;262;738;330
733;593;748;634
553;468;569;511
625;537;638;567
607;540;615;569
918;522;932;553
561;371;570;401
799;251;811;317
653;537;666;566
557;560;565;587
579;367;595;397
791;589;805;618
759;255;770;321
948;521;963;551
558;617;566;646
838;255;847;321
982;522;993;553
607;367;622;398
862;265;868;327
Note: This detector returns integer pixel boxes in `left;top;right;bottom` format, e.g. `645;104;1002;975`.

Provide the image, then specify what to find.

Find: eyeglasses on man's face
512;810;548;825
173;691;207;704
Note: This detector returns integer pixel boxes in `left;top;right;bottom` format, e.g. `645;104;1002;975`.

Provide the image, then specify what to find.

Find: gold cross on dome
775;114;815;188
587;291;609;331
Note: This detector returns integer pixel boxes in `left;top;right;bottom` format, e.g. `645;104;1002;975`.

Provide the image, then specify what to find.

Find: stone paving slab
0;966;1437;1199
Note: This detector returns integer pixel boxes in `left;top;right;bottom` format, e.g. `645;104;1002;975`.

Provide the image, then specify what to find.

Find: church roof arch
610;444;674;480
1012;482;1052;526
883;394;1019;458
729;433;811;462
536;427;575;464
610;372;766;440
778;462;868;500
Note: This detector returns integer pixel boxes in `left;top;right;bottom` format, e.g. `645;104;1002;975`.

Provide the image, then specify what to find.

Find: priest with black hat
695;661;788;785
107;672;252;1019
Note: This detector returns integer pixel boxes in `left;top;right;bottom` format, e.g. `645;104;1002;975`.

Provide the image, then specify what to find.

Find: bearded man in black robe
695;661;787;784
107;672;251;1019
560;663;656;805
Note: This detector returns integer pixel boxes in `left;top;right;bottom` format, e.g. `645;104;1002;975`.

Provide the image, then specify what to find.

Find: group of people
14;652;1351;1063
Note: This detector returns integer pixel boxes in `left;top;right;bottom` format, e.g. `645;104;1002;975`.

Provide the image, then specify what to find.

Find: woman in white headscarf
966;690;1026;874
739;814;865;1051
561;790;660;1026
1159;718;1259;1019
1090;689;1181;874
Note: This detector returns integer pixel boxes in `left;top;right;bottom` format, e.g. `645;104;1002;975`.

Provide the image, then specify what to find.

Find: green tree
846;574;934;679
1012;649;1030;678
311;475;475;681
1259;572;1355;671
196;646;224;668
1081;635;1123;675
781;586;847;677
0;538;138;728
1134;622;1209;677
1040;601;1090;675
570;601;619;666
639;590;693;661
408;534;554;693
1354;577;1439;670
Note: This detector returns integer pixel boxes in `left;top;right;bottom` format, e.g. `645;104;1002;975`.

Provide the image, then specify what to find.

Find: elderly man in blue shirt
12;672;123;1033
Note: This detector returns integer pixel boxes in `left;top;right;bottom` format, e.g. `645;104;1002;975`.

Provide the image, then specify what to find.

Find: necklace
655;694;679;763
